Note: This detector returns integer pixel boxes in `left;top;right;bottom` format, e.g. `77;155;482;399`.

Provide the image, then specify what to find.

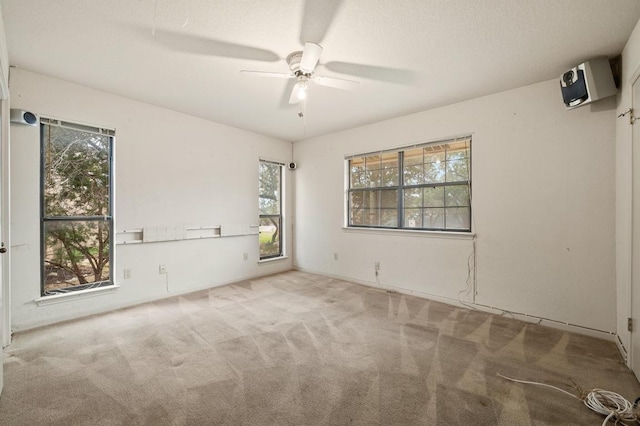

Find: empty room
1;0;640;424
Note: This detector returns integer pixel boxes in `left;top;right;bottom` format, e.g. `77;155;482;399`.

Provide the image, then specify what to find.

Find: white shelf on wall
186;226;222;240
143;226;187;243
116;224;258;245
220;224;260;237
116;229;144;245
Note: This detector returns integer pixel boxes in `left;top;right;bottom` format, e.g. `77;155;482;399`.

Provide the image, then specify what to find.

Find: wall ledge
258;256;289;264
342;226;475;240
34;285;120;306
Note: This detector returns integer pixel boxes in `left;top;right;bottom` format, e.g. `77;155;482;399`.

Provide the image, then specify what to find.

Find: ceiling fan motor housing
287;51;305;74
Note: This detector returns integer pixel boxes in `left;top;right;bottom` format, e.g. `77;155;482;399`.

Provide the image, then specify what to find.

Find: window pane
404;148;423;166
350;157;365;171
368;169;381;187
404;208;422;228
445;185;470;207
380;209;397;227
350;190;364;207
349;191;365;225
404;164;423;185
259;217;281;258
350;190;396;227
350;207;365;225
44;220;111;294
350;157;365;188
364;209;380;226
380;189;397;208
404;188;422;208
446;140;470;182
259;162;281;215
424;186;445;207
365;155;382;170
360;190;378;210
424;147;446;165
446;158;469;182
424;161;445;184
351;171;365;188
381;153;399;186
446;207;470;230
446;141;470;161
350;152;401;188
381;168;398;186
365;155;382;187
424;208;445;229
43;124;110;217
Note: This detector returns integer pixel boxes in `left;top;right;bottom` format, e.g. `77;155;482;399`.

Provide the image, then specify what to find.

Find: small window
259;160;283;259
41;118;114;295
347;136;471;232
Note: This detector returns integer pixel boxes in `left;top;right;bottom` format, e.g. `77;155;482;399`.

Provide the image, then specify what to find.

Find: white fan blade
288;83;306;104
240;70;293;79
313;75;359;90
300;42;323;73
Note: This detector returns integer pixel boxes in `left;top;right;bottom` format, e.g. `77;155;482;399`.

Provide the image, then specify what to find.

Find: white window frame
259;159;285;260
346;136;472;232
40;117;115;296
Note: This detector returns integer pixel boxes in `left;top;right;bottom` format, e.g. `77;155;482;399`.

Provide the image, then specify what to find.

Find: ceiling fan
240;42;360;104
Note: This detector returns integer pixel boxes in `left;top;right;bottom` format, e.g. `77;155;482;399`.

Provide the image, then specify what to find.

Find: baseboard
12;267;296;334
293;265;617;342
616;334;630;366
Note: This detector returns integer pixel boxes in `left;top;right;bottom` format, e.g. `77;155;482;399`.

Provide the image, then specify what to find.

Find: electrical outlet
334;252;338;260
243;252;249;261
375;262;380;271
123;269;132;279
159;264;167;274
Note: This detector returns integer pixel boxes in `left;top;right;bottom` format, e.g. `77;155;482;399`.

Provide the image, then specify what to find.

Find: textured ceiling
2;0;639;142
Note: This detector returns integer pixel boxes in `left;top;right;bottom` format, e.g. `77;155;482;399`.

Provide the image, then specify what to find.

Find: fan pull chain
302;99;307;137
182;0;190;27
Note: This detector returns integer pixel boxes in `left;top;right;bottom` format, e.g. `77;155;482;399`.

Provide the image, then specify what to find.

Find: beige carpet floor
0;270;638;425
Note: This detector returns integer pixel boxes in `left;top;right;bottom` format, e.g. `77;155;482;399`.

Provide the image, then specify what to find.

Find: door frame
1;96;9;349
630;67;640;375
0;61;8;399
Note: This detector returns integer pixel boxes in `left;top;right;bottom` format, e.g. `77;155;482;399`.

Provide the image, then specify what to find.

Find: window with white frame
259;160;283;259
41;118;114;296
347;136;471;232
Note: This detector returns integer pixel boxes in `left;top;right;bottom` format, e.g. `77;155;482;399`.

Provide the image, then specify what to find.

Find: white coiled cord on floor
583;389;637;425
498;374;640;425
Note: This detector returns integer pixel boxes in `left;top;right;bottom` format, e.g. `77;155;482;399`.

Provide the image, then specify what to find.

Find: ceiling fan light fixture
295;80;308;100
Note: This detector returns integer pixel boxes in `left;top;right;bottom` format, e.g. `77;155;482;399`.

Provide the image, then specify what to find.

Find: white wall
294;78;617;334
9;68;293;331
617;19;640;361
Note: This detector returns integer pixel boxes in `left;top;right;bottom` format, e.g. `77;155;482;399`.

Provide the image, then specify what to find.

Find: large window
41;118;114;296
348;136;471;232
259;160;283;259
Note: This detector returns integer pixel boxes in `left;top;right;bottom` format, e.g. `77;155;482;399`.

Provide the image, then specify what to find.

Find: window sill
342;227;475;240
258;256;289;265
35;284;120;306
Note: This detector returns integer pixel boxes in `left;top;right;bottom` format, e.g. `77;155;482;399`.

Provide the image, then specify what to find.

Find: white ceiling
2;1;639;142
